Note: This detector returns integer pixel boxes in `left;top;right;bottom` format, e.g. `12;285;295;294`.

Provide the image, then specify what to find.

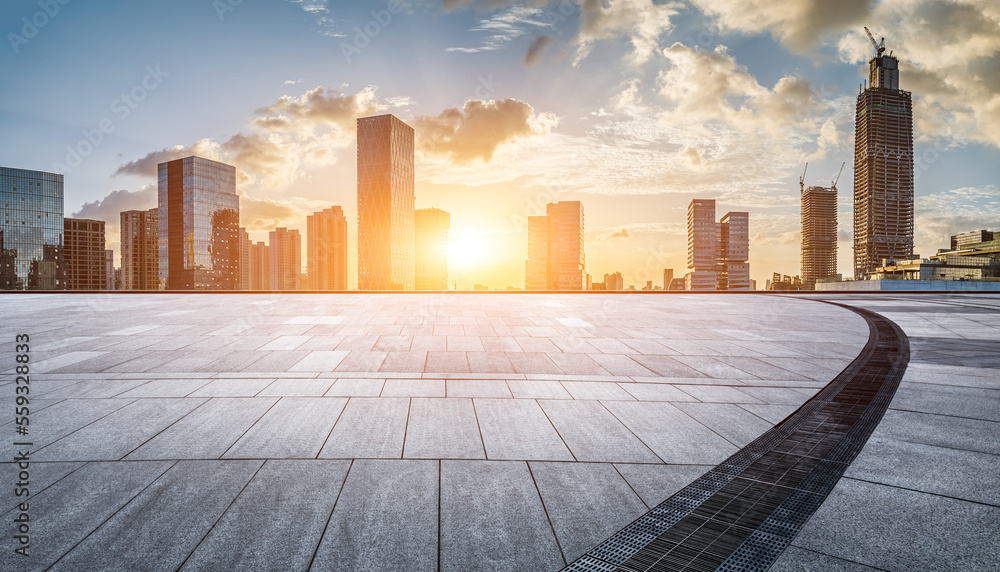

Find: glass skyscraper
158;156;239;290
357;114;415;290
0;167;65;290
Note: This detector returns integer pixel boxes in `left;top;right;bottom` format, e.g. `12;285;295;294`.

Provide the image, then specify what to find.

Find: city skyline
3;1;997;289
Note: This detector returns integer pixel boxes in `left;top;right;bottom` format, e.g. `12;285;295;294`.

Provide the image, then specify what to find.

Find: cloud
252;86;383;132
447;5;555;53
524;34;554;66
575;0;682;64
287;0;328;13
115;139;222;178
415;98;558;164
284;79;302;85
240;195;303;232
71;186;158;256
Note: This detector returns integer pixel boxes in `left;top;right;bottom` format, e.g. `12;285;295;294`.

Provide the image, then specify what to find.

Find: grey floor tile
426;351;471;373
324;378;385;397
769;546;883;572
223;397;348;459
14;398;134;449
41;378;149;399
737;386;814;406
475;399;573;461
1;461;85;517
670;355;755;378
507;352;562;375
466;351;517;374
446;379;512;398
603;401;737;464
115;378;213;398
737;403;799;424
675;384;764;403
180;460;350;572
539;400;660;463
530;461;648;562
320;397;410;459
381;379;446;397
333;350;387;372
127;398;278;460
548;353;612;376
673;402;775;447
507;380;573;400
586;354;659;377
50;460;262;572
190;378;276;397
889;382;1000;421
613;463;712;508
561;381;634;401
379;350;428;372
312;460;438;572
256;378;335;396
440;460;564;572
618;383;700;401
404;398;486;459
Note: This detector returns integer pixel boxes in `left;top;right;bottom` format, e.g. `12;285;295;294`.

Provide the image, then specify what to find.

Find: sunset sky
2;0;999;289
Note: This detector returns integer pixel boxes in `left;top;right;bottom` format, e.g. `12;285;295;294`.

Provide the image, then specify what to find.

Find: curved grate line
562;303;909;572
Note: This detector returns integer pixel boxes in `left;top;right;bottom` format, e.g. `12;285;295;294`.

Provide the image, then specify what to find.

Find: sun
448;231;493;270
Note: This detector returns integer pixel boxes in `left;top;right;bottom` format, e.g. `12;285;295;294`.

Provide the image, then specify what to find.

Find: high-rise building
0;167;65;290
525;201;585;290
307;206;348;290
250;241;270;290
121;208;159;290
604;272;624;291
854;39;914;278
357;114;415;290
269;227;301;291
801;184;838;290
415;207;450;290
663;269;673;290
105;249;115;290
158;156;239;290
685;199;750;290
64;218;106;290
238;227;252;290
719;212;750;290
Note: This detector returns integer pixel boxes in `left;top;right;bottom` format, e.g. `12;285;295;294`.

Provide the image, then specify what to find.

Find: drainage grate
562;303;909;572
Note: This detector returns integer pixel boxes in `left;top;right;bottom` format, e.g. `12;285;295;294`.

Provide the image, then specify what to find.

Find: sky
2;0;999;290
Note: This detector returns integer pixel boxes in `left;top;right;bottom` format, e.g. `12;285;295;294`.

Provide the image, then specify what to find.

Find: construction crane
864;26;885;57
799;163;808;193
831;161;845;190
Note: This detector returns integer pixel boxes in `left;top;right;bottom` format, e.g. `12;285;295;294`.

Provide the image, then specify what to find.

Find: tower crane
864;27;885;57
799;163;808;193
831;162;845;191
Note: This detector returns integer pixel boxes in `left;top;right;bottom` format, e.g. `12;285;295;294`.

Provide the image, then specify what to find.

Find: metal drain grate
562;303;909;572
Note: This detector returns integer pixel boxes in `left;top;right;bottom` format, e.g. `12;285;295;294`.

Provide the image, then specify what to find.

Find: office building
801;183;838;290
121;208;159;290
158;156;239;290
269;227;301;291
854;40;914;279
685;199;750;290
238;227;252;290
307;206;348;290
105;250;115;290
950;230;995;252
415;207;450;290
0;167;65;290
663;269;673;290
357;114;415;290
64;218;106;290
250;241;270;290
525;201;585;290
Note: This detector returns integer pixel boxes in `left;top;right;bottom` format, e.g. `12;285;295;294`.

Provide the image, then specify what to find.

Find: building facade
269;227;301;291
524;201;585;290
801;185;838;290
105;249;115;290
0;167;65;290
685;199;750;290
121;208;159;290
307;206;348;290
357;114;415;290
250;241;270;290
64;218;106;290
719;212;750;290
158;156;239;290
415;207;450;290
854;48;914;279
238;227;252;290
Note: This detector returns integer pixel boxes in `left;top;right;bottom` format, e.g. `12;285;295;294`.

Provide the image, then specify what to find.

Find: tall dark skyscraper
854;36;914;279
801;183;838;290
121;208;159;290
357;114;415;290
158;156;239;290
0;167;65;290
307;205;348;290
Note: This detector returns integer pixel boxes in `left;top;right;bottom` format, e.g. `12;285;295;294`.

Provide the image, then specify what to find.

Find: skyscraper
105;249;115;290
121;208;159;290
269;227;301;291
238;227;252;290
0;167;65;290
801;184;838;290
854;38;914;279
415;207;450;290
158;156;239;290
307;206;348;290
524;201;585;290
357;114;415;290
685;199;750;290
250;241;270;290
64;218;107;290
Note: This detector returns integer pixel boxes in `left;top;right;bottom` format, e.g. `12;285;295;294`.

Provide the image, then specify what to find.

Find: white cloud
574;0;682;64
446;5;555;53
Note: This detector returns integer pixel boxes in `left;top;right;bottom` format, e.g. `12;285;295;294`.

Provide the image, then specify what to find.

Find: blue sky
2;0;998;289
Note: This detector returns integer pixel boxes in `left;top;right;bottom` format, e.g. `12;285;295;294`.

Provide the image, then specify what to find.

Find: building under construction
853;29;914;279
800;164;840;290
